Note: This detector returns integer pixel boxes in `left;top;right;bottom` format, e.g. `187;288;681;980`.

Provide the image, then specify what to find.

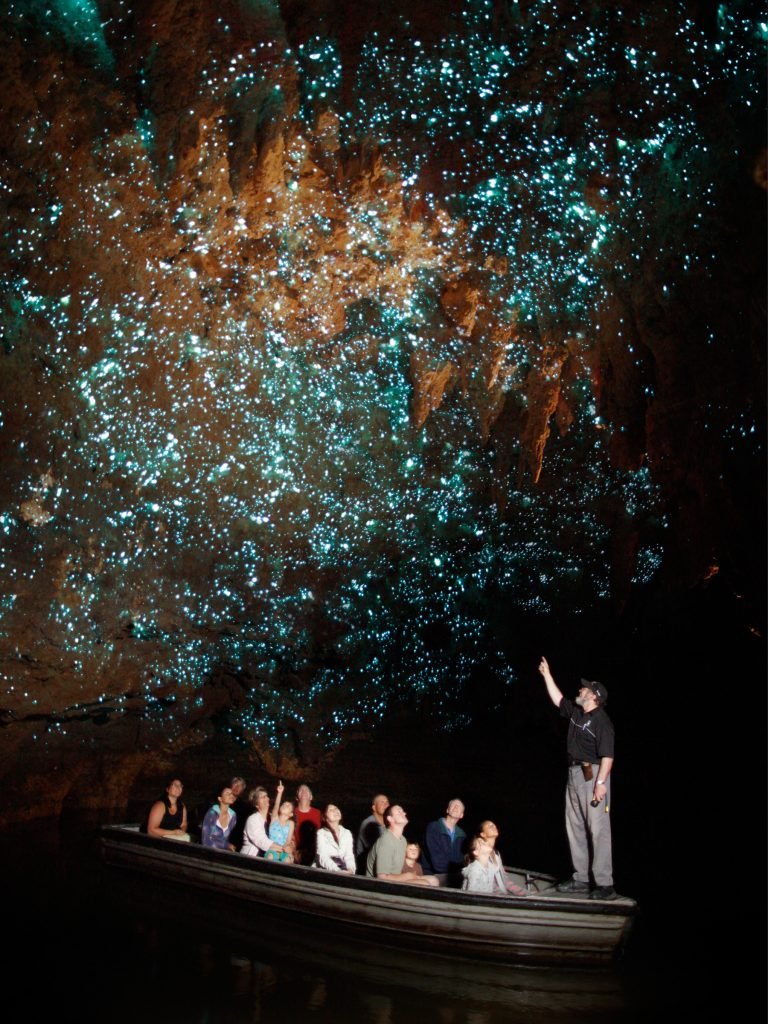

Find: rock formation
0;0;764;821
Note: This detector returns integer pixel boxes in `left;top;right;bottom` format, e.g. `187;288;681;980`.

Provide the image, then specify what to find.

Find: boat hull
100;825;635;967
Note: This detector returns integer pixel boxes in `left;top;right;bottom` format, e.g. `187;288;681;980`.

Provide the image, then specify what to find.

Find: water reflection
113;894;627;1024
4;820;630;1024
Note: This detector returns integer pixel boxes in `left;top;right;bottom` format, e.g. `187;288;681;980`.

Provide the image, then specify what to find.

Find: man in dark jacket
423;798;467;885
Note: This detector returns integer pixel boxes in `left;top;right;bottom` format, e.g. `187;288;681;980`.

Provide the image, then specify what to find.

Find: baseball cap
581;678;608;704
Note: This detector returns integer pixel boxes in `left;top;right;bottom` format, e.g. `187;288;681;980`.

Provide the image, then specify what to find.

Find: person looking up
265;799;295;862
538;656;616;900
241;782;289;859
478;821;527;896
228;775;249;850
293;784;322;865
146;778;189;841
366;805;439;886
401;842;427;882
314;804;356;873
355;793;389;872
423;798;467;885
201;785;238;851
461;835;505;893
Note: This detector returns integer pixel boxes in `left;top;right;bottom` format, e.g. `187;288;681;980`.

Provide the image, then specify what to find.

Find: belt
569;760;597;767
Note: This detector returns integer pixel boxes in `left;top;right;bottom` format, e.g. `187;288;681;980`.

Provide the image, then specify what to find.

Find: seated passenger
314;804;355;872
201;785;237;851
366;805;439;886
402;842;426;881
229;775;249;851
146;778;190;841
354;793;389;873
479;820;527;896
293;784;322;865
423;798;467;885
241;782;289;859
462;835;505;893
265;798;295;862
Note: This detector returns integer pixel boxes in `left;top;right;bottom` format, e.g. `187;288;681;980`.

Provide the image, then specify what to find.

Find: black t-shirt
559;698;614;763
229;797;250;849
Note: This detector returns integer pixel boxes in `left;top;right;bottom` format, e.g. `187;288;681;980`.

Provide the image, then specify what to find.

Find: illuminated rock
0;0;763;816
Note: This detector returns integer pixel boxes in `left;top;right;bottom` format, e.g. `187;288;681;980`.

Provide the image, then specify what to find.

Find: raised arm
271;780;284;818
538;656;564;708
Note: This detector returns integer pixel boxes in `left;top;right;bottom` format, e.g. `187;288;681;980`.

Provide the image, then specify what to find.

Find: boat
100;824;636;968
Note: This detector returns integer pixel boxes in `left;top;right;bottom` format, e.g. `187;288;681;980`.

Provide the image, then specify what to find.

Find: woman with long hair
146;778;189;841
461;834;502;893
478;820;527;896
313;804;355;873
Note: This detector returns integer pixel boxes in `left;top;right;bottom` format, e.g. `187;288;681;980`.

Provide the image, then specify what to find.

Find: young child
265;799;295;862
479;820;528;896
402;842;425;880
461;835;506;894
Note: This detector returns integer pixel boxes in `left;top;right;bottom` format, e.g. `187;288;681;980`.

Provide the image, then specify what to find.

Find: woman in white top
313;804;355;873
241;782;289;858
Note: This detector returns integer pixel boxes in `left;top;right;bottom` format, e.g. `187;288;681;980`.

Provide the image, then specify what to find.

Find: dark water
4;813;760;1024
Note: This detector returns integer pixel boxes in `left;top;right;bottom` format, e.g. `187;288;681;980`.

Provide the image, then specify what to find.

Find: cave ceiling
0;0;764;794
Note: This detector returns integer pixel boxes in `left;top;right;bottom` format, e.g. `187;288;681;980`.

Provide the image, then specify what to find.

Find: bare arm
146;801;166;837
147;800;186;838
246;813;284;855
538;656;564;708
378;871;440;886
593;756;614;804
266;783;287;854
271;780;284;818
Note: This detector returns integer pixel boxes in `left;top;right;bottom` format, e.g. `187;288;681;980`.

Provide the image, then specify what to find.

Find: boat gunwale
101;824;636;918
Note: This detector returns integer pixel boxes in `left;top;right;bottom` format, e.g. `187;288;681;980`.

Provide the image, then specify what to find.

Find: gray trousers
565;764;613;887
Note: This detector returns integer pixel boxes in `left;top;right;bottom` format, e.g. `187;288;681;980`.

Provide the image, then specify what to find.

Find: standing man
423;798;467;886
355;793;389;873
538;656;616;900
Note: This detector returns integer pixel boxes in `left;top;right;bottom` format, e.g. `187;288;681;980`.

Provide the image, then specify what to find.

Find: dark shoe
588;885;617;900
556;878;590;894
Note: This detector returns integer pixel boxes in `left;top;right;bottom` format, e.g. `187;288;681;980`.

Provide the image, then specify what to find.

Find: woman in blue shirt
201;785;237;851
